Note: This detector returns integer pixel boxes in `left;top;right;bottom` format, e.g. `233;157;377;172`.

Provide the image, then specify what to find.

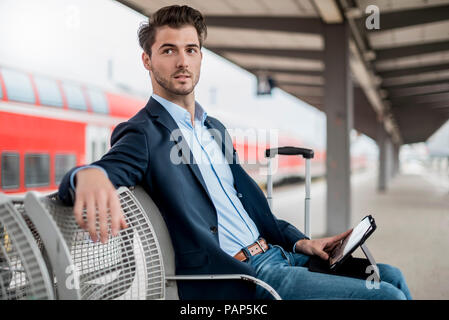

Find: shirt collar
152;93;207;127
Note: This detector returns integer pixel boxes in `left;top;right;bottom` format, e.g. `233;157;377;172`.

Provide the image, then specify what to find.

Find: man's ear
142;52;151;71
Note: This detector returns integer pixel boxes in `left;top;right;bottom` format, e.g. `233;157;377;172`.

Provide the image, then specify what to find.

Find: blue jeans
243;245;412;300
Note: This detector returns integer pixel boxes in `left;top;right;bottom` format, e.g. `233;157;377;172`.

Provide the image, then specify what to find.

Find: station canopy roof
117;0;449;144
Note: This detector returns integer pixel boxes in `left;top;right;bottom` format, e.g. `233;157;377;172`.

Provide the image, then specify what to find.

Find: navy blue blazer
59;97;308;299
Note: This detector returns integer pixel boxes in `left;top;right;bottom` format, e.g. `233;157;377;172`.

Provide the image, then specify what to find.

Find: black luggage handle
265;147;314;159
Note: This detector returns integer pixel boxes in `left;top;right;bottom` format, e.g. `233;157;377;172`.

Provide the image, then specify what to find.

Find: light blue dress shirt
71;94;261;257
151;94;260;256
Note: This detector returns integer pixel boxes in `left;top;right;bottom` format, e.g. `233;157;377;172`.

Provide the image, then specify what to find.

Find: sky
0;0;381;157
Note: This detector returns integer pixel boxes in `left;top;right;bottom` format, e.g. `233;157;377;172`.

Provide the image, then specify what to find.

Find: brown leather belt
233;238;269;262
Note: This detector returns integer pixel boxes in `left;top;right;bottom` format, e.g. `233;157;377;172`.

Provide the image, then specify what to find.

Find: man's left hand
294;229;353;261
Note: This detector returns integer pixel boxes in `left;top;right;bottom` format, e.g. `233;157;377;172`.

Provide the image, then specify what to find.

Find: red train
0;65;144;194
0;65;334;195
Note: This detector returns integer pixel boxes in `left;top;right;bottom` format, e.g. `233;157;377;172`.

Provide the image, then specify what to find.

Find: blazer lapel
146;98;213;203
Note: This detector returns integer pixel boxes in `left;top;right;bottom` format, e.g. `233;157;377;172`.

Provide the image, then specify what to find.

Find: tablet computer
328;215;376;270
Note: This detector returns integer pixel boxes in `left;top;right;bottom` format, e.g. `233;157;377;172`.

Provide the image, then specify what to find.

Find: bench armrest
165;274;281;300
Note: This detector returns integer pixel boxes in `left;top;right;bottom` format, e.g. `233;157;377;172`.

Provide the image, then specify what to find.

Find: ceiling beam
278;84;324;96
358;4;449;31
387;83;449;98
377;62;449;78
389;91;449;105
115;0;146;16
282;87;323;107
246;68;323;77
376;40;449;61
392;106;448;144
382;78;449;89
392;100;449;110
394;113;448;144
353;86;379;141
312;0;343;23
275;81;322;87
204;16;324;34
207;46;323;60
290;95;323;105
430;104;449;110
341;2;404;143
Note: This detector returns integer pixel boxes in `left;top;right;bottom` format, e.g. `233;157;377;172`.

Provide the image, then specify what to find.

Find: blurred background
0;0;448;299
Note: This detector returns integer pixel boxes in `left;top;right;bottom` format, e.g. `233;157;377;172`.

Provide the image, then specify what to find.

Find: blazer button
210;226;218;234
237;193;243;198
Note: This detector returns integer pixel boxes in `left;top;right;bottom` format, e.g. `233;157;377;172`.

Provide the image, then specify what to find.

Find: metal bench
0;193;54;300
16;186;280;300
129;185;281;300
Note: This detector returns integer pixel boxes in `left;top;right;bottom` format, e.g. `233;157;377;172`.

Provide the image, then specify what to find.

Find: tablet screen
329;216;373;266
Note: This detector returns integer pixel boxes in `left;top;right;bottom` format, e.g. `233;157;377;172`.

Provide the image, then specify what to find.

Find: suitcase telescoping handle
265;147;314;159
265;147;314;239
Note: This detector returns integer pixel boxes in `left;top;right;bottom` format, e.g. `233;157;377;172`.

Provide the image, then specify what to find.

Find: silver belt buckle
256;239;266;253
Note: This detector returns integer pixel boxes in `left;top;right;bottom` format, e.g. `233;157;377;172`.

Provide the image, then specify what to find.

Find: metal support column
387;138;395;181
324;23;353;235
377;123;393;192
393;144;400;177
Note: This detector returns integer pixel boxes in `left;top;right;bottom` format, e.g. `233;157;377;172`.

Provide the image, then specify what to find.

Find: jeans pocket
272;245;292;266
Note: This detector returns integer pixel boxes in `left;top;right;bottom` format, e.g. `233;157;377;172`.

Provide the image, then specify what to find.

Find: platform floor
271;165;449;300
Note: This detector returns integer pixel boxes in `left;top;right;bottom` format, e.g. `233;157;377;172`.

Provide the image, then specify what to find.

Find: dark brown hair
138;5;207;56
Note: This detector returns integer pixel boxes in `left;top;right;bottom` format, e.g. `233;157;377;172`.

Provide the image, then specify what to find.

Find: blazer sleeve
274;217;309;250
58;121;149;205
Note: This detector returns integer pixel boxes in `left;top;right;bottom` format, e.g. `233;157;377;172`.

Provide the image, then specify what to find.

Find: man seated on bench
58;4;411;300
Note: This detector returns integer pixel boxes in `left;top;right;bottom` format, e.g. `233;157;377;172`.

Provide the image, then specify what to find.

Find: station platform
271;165;449;300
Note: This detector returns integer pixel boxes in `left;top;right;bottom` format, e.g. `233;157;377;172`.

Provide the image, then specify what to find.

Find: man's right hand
73;168;128;244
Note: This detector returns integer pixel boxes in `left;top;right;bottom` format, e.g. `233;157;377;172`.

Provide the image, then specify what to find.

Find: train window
1;68;35;104
34;76;63;107
54;154;76;185
87;88;109;114
62;82;87;111
1;152;20;189
25;153;50;187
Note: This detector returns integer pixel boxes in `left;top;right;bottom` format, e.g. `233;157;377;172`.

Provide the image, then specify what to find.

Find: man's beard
152;69;199;96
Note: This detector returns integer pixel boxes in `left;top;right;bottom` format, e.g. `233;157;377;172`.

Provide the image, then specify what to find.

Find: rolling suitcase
265;147;381;281
265;147;380;283
265;147;314;239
